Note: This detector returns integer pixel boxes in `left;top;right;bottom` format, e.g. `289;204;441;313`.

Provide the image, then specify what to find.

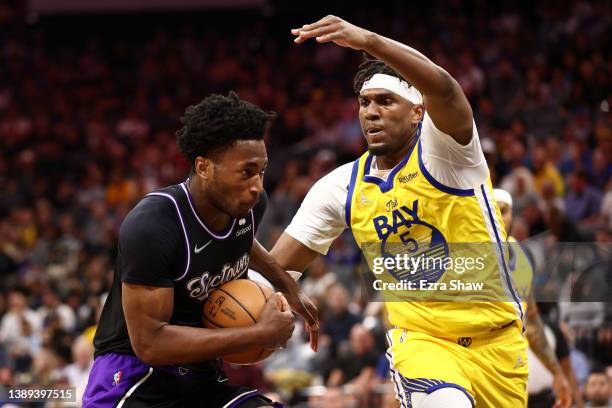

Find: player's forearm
133;323;265;366
363;33;458;99
250;239;299;293
270;233;319;272
526;310;562;374
560;358;585;408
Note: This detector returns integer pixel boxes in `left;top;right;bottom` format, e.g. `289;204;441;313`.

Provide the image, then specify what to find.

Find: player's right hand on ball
258;292;295;349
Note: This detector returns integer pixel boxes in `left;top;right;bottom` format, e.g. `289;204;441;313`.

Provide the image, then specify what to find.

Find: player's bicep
422;73;473;145
284;169;348;255
419;112;488;189
270;232;319;272
122;283;174;359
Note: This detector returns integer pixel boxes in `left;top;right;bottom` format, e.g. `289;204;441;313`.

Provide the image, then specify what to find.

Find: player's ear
194;156;213;180
411;104;424;124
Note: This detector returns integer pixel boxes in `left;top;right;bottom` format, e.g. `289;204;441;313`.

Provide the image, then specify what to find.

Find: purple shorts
83;353;281;407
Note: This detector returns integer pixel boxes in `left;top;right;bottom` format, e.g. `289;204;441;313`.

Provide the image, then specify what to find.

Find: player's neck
187;178;232;231
375;133;417;170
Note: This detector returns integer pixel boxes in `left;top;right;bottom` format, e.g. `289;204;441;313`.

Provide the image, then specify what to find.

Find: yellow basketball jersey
508;236;534;312
347;125;524;338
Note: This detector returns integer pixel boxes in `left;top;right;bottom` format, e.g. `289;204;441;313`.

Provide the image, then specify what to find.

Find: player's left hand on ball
291;15;372;50
284;288;319;352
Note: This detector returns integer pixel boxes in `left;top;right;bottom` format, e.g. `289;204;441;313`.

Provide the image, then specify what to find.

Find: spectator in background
590;148;612;190
262;323;321;401
565;170;603;225
321;386;357;408
83;201;112;249
559;140;591;177
0;290;42;360
31;347;62;387
540;179;566;214
38;289;76;333
308;386;357;408
584;369;611;408
561;322;592;387
533;143;565;198
600;180;612;230
62;335;93;407
301;257;337;309
500;139;533;198
521;197;549;237
328;325;379;405
0;366;15;402
321;284;361;352
105;168;137;207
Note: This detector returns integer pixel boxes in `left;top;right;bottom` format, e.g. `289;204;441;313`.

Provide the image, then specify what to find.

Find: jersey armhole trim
477;185;525;331
345;159;361;228
417;142;475;197
146;192;190;281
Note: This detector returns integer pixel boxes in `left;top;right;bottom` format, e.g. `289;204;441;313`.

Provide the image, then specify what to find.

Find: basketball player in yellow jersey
494;189;572;408
271;15;528;407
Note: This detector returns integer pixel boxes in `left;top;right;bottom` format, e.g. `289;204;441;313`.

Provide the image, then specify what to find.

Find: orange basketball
202;279;275;365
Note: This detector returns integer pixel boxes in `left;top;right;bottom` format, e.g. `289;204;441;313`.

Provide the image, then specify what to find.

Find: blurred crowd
0;0;610;406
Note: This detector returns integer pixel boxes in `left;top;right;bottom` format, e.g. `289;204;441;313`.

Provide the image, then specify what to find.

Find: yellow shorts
386;322;528;407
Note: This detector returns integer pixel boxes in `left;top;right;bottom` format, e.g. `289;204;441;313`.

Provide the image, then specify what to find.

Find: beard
207;182;252;219
367;144;390;156
206;182;236;218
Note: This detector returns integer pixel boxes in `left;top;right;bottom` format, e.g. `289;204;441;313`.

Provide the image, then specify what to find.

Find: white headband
360;73;423;104
493;188;513;209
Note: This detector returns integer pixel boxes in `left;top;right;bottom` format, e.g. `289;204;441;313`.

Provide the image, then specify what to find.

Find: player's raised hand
291;15;372;50
258;292;295;350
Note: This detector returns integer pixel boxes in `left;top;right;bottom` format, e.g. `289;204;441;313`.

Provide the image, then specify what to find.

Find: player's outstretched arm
122;283;294;366
292;15;473;144
250;239;319;351
270;233;320;273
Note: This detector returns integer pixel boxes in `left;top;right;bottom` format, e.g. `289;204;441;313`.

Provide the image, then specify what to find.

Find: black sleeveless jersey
93;181;267;373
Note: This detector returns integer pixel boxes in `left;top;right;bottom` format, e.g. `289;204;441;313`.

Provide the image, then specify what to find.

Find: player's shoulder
129;192;176;219
330;161;355;178
299;161;355;214
313;161;354;190
421;110;480;143
120;191;179;238
420;111;448;140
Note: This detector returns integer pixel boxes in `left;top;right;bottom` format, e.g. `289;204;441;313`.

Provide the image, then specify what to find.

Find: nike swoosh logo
194;240;212;254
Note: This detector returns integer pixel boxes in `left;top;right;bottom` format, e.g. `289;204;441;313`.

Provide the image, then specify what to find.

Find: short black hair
176;91;276;163
353;59;411;94
588;367;609;379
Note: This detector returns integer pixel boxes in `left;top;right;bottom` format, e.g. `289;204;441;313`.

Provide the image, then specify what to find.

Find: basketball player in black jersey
83;92;319;407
